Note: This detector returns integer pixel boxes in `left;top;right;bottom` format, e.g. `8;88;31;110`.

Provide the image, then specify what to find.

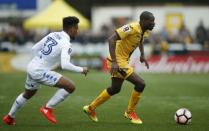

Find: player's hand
111;61;119;75
82;67;89;76
140;56;149;69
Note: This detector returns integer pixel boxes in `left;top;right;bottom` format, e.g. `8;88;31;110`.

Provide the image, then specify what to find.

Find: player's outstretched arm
61;46;83;73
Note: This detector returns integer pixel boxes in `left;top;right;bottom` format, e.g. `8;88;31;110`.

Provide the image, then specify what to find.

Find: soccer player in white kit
3;16;89;125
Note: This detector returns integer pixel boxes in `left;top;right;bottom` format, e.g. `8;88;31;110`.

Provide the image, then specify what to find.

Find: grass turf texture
0;71;209;131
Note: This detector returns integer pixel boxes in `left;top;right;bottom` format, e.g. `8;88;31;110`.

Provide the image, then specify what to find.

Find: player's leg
124;72;145;124
89;77;124;110
39;71;74;124
83;77;124;122
126;72;145;112
44;76;75;109
3;75;39;125
9;89;38;116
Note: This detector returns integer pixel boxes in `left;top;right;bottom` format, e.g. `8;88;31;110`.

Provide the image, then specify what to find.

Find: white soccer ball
174;108;192;125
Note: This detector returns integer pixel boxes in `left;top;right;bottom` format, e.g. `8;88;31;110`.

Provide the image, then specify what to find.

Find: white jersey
27;31;83;77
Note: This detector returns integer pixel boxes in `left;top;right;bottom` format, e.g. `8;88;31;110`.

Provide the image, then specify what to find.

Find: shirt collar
138;23;150;36
139;23;143;33
61;31;71;42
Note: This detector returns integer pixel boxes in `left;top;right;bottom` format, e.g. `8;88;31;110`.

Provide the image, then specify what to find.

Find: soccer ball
174;108;192;125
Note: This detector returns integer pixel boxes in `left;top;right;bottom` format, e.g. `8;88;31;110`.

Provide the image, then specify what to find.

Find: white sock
8;93;27;118
46;89;70;109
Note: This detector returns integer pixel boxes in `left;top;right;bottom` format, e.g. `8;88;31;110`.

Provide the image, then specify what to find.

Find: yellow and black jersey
108;22;150;63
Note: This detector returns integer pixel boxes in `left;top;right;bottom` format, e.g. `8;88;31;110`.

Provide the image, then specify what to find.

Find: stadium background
0;0;209;131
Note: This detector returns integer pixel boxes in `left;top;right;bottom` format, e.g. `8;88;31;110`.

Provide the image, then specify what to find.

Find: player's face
144;16;155;31
69;25;78;40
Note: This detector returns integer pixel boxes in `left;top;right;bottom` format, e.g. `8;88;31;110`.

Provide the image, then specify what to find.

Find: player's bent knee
23;89;37;99
56;77;76;93
23;93;32;99
135;82;146;92
107;86;121;95
64;83;75;93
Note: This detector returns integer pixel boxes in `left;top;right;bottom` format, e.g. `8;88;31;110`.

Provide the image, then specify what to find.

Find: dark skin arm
139;43;149;69
108;31;120;75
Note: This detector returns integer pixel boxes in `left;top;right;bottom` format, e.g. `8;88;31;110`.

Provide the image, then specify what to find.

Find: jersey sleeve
60;45;83;72
143;31;150;38
116;24;134;39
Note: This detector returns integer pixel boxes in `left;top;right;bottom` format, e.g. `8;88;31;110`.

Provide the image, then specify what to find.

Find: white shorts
25;70;62;90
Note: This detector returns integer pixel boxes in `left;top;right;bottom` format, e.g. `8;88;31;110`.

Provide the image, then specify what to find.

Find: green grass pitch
0;71;209;131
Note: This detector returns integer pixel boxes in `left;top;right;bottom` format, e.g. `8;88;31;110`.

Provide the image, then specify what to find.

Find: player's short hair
63;16;79;30
140;11;154;21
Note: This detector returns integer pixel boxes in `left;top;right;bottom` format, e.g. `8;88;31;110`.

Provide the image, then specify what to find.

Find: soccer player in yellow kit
83;11;155;124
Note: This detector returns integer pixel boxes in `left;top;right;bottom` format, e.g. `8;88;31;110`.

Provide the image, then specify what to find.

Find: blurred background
1;1;209;130
0;0;209;73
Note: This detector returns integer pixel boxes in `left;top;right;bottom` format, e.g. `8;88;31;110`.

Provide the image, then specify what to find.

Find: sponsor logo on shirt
123;25;130;32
